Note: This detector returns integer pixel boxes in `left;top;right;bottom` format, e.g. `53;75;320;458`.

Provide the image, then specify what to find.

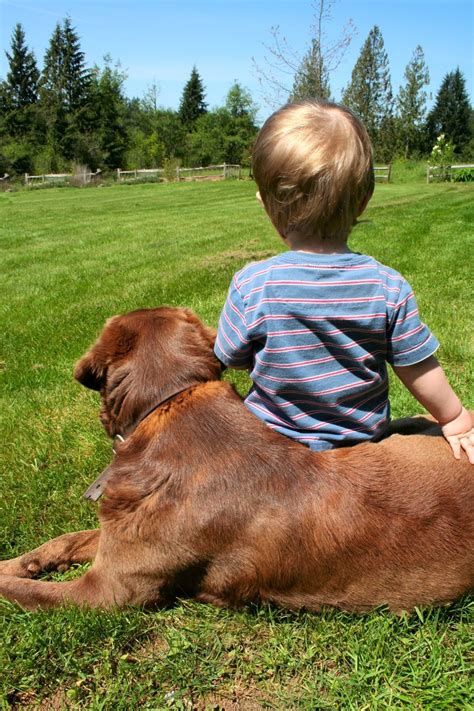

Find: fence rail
374;165;391;182
117;168;164;181
427;163;474;183
117;163;241;182
24;170;102;186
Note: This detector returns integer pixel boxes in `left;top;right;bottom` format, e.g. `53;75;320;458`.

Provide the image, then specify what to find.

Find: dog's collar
83;382;202;502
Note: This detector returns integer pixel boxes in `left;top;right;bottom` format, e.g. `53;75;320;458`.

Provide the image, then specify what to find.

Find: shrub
162;157;181;182
429;134;456;181
452;168;474;182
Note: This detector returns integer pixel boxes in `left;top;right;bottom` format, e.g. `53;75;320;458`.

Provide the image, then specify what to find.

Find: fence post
238;165;242;180
117;168;120;181
42;174;45;184
176;166;180;181
24;173;28;186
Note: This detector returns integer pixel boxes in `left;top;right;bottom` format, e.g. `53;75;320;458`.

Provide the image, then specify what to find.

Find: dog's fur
0;307;473;612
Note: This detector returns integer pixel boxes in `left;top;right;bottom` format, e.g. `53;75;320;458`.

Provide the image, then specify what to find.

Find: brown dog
0;307;473;612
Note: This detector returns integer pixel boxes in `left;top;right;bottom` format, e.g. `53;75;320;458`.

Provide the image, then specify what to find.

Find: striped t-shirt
214;250;439;451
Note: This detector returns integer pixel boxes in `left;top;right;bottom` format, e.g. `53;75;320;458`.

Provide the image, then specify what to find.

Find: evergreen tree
343;26;393;156
178;67;207;128
396;46;430;157
225;82;257;120
39;18;92;164
39;21;67;164
426;68;471;154
5;23;39;109
41;22;66;105
88;56;128;169
62;17;90;111
290;39;331;102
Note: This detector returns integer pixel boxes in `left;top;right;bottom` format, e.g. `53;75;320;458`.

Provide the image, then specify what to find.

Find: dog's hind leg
0;530;100;578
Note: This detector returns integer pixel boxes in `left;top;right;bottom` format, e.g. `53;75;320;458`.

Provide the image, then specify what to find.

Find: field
0;173;473;709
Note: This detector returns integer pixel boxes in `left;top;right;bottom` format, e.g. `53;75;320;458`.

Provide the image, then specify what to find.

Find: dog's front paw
0;557;41;578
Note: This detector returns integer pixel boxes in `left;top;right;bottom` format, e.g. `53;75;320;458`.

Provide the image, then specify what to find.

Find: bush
452;168;474;182
162;157;181;182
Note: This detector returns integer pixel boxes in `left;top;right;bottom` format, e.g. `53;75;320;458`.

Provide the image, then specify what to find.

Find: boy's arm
393;355;474;463
214;276;253;370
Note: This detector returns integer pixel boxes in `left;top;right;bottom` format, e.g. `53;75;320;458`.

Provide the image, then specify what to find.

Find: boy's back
215;250;438;450
215;99;473;462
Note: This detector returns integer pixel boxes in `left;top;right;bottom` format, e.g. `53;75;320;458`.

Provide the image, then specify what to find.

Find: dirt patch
9;688;71;710
194;691;268;710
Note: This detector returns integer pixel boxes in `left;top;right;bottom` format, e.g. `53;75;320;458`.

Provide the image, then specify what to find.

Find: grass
0;177;473;709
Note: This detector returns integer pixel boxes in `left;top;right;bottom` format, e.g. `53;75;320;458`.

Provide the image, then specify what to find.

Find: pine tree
396;46;430;157
254;0;355;108
62;17;90;111
41;22;66;104
343;26;393;155
290;39;331;102
225;82;257;120
88;56;128;169
41;19;89;112
4;23;39;109
178;67;207;128
426;69;471;154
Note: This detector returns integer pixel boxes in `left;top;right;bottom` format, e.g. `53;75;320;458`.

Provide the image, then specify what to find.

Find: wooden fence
426;163;474;183
374;165;391;182
0;173;10;191
117;168;165;181
117;163;241;183
24;170;102;187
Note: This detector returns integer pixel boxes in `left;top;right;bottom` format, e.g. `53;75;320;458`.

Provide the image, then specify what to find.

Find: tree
4;23;39;109
141;79;160;113
178;67;207;128
41;22;66;105
396;46;430;157
225;81;257;120
4;23;40;138
426;69;471;154
253;0;355;107
87;56;128;169
343;25;393;157
290;38;330;102
62;17;90;112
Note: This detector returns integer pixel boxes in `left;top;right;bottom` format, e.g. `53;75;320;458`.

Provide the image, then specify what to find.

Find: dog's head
74;307;221;437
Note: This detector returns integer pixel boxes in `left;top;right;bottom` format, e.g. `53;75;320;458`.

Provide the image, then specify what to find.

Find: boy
214;100;474;462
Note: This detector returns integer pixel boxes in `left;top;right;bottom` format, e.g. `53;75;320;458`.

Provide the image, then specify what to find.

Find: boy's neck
283;233;352;255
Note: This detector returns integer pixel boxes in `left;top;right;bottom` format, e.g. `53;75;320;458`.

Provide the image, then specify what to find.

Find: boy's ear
357;188;373;217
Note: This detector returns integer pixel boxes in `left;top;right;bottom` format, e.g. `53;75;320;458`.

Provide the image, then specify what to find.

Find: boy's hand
441;408;474;464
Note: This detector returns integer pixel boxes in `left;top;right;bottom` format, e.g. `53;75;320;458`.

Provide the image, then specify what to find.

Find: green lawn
0;178;473;709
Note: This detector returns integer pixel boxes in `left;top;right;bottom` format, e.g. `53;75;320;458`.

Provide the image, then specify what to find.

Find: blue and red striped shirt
214;250;439;451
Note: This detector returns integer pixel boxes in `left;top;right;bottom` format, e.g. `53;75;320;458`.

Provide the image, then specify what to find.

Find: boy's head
252;100;374;244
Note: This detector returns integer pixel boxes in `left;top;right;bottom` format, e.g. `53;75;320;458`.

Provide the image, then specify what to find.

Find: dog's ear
74;317;137;391
74;350;106;391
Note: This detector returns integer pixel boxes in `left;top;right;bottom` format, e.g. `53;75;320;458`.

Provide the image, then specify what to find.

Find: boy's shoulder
233;252;289;286
234;251;408;284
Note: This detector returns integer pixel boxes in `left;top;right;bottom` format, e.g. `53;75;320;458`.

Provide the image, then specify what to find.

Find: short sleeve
214;276;253;368
386;278;439;366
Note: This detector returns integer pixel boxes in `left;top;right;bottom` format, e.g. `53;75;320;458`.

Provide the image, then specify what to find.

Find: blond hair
252;100;374;242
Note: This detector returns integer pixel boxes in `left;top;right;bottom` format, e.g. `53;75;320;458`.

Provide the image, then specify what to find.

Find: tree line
0;20;258;177
0;16;472;178
258;13;472;163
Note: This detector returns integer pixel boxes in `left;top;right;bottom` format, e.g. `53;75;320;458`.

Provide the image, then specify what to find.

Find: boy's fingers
460;436;474;464
447;437;461;460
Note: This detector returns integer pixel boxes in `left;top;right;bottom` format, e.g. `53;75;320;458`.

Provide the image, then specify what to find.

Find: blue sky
0;0;472;122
